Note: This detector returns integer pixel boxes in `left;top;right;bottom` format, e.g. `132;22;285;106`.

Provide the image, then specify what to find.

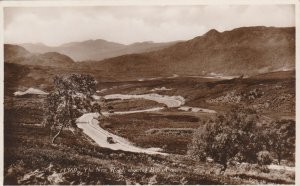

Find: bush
263;119;295;165
188;108;295;169
188;108;263;170
257;150;273;165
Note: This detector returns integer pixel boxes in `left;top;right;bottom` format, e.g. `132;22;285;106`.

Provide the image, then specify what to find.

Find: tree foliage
188;108;261;170
257;150;272;166
188;108;295;169
43;74;100;143
263;119;295;164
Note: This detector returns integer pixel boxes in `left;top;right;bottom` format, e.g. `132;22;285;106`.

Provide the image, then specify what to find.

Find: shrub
257;150;273;166
188;108;263;170
263;119;295;165
188;107;296;169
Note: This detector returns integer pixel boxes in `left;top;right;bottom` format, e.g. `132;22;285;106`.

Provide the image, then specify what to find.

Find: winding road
76;113;167;155
104;93;185;108
77;93;216;154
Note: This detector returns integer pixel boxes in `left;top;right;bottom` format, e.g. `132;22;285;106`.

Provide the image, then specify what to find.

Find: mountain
19;40;178;61
4;44;75;67
112;41;179;57
18;43;51;54
87;26;295;77
7;26;295;78
4;44;31;60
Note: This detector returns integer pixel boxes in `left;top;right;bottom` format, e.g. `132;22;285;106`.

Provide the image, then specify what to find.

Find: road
76;113;167;155
77;93;215;154
104;93;185;108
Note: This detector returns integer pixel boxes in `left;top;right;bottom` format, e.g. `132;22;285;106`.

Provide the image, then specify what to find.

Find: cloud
4;5;295;46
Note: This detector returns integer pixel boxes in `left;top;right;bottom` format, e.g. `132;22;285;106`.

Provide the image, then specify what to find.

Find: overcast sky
4;5;295;46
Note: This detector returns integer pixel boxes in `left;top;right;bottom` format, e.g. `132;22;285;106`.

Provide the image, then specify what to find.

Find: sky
4;5;295;46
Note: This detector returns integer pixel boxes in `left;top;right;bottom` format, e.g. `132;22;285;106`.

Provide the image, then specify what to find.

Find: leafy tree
189;108;296;169
43;74;100;143
263;119;295;164
188;108;262;170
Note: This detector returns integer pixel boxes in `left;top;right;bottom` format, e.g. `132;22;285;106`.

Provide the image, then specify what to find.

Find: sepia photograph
1;0;297;185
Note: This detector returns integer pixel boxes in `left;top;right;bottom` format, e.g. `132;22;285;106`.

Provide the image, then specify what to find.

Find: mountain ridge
17;39;178;61
5;26;295;78
84;26;294;77
4;44;75;67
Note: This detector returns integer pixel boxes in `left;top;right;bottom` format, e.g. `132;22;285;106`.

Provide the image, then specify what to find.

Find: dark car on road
107;137;116;144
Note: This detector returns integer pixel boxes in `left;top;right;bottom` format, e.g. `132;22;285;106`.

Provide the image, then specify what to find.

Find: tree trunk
52;125;64;144
277;153;282;165
50;125;54;141
221;163;227;172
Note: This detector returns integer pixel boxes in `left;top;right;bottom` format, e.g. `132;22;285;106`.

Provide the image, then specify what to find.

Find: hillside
20;40;177;61
4;44;31;60
87;26;295;77
4;44;75;67
6;26;295;79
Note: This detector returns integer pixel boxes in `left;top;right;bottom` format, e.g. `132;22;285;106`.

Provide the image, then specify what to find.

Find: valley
4;68;295;184
3;26;296;185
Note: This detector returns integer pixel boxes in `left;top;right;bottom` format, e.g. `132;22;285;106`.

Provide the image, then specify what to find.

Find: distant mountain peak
35;42;47;46
60;38;125;48
204;29;220;36
130;41;154;46
19;39;177;61
83;39;107;43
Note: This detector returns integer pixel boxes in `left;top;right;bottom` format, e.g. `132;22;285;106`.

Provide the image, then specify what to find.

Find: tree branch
52;125;64;144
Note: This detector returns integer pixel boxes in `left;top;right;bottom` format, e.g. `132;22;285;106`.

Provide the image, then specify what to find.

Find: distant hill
4;44;31;60
19;39;178;61
87;26;295;77
6;26;295;78
4;44;75;67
